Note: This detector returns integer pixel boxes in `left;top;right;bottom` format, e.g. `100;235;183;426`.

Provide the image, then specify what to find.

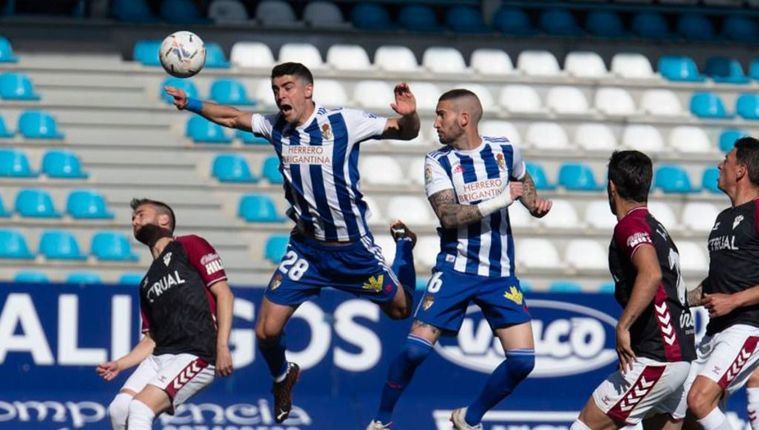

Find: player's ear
608;180;617;196
458;111;469;128
157;213;171;230
304;81;313;99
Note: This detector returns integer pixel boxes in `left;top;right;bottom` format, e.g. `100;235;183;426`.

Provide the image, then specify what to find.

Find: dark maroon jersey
705;198;759;335
609;207;696;362
139;235;227;363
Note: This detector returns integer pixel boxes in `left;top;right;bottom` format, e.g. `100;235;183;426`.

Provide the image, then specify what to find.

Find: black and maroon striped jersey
705;198;759;335
609;207;696;362
139;235;227;364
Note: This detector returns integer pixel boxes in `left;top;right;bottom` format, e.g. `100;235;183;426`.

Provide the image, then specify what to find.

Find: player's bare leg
642;413;684;430
380;220;417;320
573;397;621;430
126;385;171;429
687;376;730;429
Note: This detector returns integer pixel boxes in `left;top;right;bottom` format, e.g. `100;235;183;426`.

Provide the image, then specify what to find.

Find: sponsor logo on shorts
422;294;435;310
362;274;384;293
504;286;523;305
269;273;283;291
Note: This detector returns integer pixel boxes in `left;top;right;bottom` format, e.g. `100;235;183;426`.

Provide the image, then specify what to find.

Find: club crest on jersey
626;232;652;248
269;273;282;291
452;163;464;174
733;215;744;230
320;123;332;140
163;252;172;266
424;165;433;184
504;286;523;305
362;274;384;292
712;221;721;231
422;294;435;310
496;153;506;171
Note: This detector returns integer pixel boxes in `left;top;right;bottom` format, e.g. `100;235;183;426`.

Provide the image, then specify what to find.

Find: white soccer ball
159;31;206;78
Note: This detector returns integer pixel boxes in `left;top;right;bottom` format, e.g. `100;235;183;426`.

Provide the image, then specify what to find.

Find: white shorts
683;324;759;398
592;357;691;425
121;353;215;412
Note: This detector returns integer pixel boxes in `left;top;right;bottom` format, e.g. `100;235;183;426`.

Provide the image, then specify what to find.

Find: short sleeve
176;235;228;288
425;155;454;197
614;216;654;259
250;113;278;140
510;144;526;180
340;108;388;143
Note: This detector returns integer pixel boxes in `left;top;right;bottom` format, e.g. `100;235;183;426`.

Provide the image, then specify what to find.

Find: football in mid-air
159;31;206;78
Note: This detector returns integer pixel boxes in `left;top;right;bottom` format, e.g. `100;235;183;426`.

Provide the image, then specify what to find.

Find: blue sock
464;349;535;426
258;334;288;380
374;334;433;424
392;239;416;296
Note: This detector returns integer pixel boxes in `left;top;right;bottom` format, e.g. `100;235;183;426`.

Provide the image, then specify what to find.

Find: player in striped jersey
367;89;552;430
165;62;420;423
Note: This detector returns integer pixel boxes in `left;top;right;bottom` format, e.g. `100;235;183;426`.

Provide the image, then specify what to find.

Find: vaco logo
435;300;618;377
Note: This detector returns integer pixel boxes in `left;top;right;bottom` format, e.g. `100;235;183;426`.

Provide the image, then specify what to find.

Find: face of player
434;100;464;145
717;149;739;194
271;75;313;125
131;205;172;246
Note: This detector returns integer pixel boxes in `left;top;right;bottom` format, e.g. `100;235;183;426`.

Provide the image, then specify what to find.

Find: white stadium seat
374;235;396;263
480;120;520;145
456;83;496;112
363;196;385;224
537;199;579;230
641;89;683;116
546;86;589;115
386;196;434;226
230;42;274;69
415;236;439;268
622;125;665;153
647;202;678;231
669;126;712;154
565;239;608;270
526;122;571;150
470;49;513;76
353;81;393;110
278;43;325;70
677;241;708;273
508;203;534;229
682;202;720;232
585;201;617;230
313;79;348;108
359;155;405;185
374;46;419;72
594;87;637;117
423;47;467;74
611;53;655;79
517;238;563;269
564;51;608;78
255;79;276;107
326;45;372;71
408;157;426;186
575;123;617;152
409;82;441;112
517;50;561;77
500;85;543;114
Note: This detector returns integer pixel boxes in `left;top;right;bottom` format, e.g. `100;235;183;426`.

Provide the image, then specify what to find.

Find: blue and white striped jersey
425;137;525;277
251;105;387;242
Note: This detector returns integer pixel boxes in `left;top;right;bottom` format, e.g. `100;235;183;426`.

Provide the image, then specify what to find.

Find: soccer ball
159;31;206;78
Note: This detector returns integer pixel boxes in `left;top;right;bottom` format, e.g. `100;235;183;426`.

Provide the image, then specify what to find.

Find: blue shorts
264;233;400;306
414;268;531;333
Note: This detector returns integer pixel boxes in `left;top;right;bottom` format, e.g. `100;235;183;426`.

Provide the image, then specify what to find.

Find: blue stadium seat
586;10;625;38
237;130;269;145
161;77;198;104
212;154;257;183
704;57;749;84
262;156;284;184
558;163;599;191
186;117;231;143
39;230;86;260
655;165;693;194
133;40;161;65
415;278;429;291
91;231;138;262
658;56;704;82
112;0;158;22
67;190;114;219
399;4;441;33
205;43;230;68
599;282;615;294
264;234;290;263
445;6;487;34
159;0;206;24
677;13;715;41
15;189;60;218
0;73;40;100
18;110;64;140
719;129;746;153
540;8;582;36
737;94;759;120
351;3;393;31
722;15;758;43
702;167;720;194
750;59;759;81
14;271;50;283
42;150;88;179
631;11;669;39
119;273;144;285
0;194;10;217
525;162;555;190
0;149;35;177
0;36;18;63
239;194;284;222
519;280;532;293
690;92;730;119
0;115;13;137
210;79;254;105
67;272;101;284
0;229;33;259
493;7;533;36
549;281;582;293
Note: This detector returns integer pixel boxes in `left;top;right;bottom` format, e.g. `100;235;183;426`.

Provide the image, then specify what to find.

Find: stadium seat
525;162;555;190
265;234;290;263
750;59;759;81
517;51;561;76
387;196;433;226
564;51;607;78
279;43;324;70
353;81;393;110
558;163;600;191
611;53;654;79
548;281;583;293
719;129;746;152
255;80;276;108
415;236;439;268
526;122;571;150
237;130;269;145
0;149;35;177
0;194;9;217
159;0;205;24
537;199;579;230
677;13;716;41
586;10;625;38
539;8;582;36
640;90;683;116
457;84;495;112
722;15;759;42
91;231;138;262
399;4;440;32
18;110;64;140
66;190;114;219
631;11;669;39
566;240;607;270
351;3;393;31
575;123;617;152
15;189;60;218
212;154;257;183
262;156;283;184
326;45;371;71
517;239;563;270
669;127;712;154
230;42;274;69
598;282;615;294
409;82;441;112
0;115;13;137
405;157;425;186
14;271;49;283
508;203;533;229
622;125;665;153
119;273;144;285
41;150;88;179
655;165;693;193
312;79;348;108
362;196;385;223
255;0;297;26
0;229;33;259
658;56;704;82
702;167;720;194
132;40;161;65
238;194;283;222
161;77;197;104
204;43;230;68
594;87;636;117
374;46;419;72
423;47;467;74
500;85;543;114
0;35;18;62
39;230;86;260
690;92;730;119
705;57;749;84
470;49;513;76
210;79;254;105
585;201;617;230
186;117;231;144
446;5;487;34
480;120;520;144
209;0;248;24
303;1;345;28
360;156;405;185
67;272;102;284
647;202;678;230
682;202;720;232
493;6;533;36
546;86;589;115
677;241;708;273
0;73;40;100
737;94;759;120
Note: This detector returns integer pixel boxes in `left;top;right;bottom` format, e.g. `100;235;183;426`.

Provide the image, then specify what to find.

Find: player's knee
383;299;411;320
686;382;715;417
506;351;535;380
255;322;282;343
108;393;132;428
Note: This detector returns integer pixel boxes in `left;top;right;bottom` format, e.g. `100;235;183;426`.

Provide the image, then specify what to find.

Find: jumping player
165;62;419;423
571;151;695;430
96;198;234;429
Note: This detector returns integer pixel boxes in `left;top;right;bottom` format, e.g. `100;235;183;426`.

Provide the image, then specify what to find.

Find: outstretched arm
429;183;523;229
381;83;420;141
165;86;253;131
96;332;155;381
516;172;552;218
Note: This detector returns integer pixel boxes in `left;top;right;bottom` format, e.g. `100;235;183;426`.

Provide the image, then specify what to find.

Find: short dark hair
438;88;478;102
608;150;652;203
130;198;176;232
734;136;759;185
271;62;313;84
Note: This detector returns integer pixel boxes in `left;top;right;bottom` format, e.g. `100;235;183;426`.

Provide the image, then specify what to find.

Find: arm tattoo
687;281;705;307
519;172;538;213
428;189;483;229
412;320;442;336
